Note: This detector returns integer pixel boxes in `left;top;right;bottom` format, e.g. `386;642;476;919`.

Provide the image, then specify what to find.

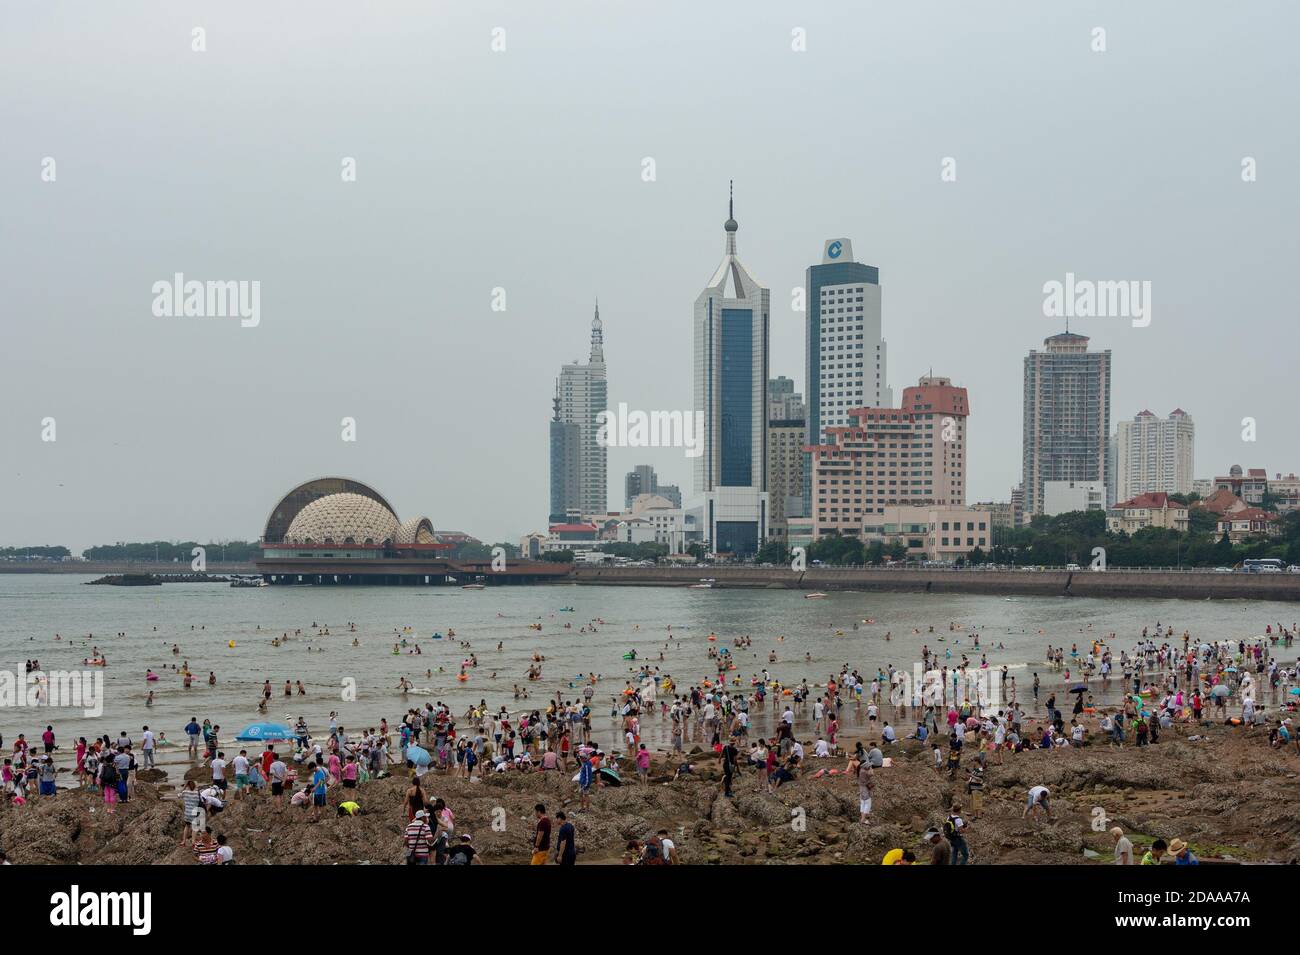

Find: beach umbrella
234;722;296;742
405;745;431;767
1211;685;1230;698
1068;684;1088;693
1225;667;1238;673
598;766;622;786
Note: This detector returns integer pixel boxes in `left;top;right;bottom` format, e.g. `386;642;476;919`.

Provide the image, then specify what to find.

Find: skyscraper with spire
688;182;769;555
550;302;608;521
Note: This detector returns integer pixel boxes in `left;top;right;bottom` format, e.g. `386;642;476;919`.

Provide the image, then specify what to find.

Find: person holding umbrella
405;742;431;779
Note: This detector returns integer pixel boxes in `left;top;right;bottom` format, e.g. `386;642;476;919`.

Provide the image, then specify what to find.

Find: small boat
462;584;486;591
689;579;715;589
804;592;828;599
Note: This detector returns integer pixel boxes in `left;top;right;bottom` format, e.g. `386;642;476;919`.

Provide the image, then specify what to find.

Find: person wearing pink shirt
635;743;651;785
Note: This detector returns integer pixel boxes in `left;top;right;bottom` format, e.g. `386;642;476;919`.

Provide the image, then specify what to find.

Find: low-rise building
1268;473;1300;513
518;531;548;559
1214;465;1268;505
973;501;1014;529
1197;488;1247;517
1106;492;1190;534
1215;507;1282;543
861;505;990;561
1042;480;1106;516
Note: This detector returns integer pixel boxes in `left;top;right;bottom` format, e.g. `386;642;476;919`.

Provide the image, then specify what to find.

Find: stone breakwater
572;566;1300;602
3;723;1296;865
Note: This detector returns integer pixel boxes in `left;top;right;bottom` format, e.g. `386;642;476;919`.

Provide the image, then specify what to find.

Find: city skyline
3;2;1298;552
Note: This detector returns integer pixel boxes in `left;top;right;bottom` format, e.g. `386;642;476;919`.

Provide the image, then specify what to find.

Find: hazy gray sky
3;1;1297;551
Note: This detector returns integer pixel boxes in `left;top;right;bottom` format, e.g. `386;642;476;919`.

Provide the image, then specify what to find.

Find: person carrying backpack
944;804;969;864
99;759;119;814
639;836;666;865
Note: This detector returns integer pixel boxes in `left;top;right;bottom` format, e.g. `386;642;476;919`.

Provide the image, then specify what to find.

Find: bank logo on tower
822;237;853;264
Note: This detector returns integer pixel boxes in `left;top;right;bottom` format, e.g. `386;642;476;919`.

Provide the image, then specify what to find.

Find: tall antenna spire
589;296;604;363
724;179;738;255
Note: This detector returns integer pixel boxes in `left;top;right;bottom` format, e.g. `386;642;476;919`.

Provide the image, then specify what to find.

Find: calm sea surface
2;576;1296;753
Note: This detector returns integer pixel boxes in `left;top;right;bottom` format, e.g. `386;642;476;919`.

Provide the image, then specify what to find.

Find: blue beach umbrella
235;722;296;742
405;745;431;767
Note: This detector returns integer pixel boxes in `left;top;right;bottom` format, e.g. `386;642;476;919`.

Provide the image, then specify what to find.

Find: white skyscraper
802;238;890;515
552;304;608;517
1115;408;1195;502
689;183;769;556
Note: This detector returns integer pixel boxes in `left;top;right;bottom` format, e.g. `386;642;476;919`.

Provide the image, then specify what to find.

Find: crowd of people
4;615;1298;864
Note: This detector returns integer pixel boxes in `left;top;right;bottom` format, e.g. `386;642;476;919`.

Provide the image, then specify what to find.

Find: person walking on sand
404;809;433;865
857;759;875;824
181;779;204;843
1112;826;1134;865
720;738;738;798
141;726;155;770
945;803;969;865
555;811;577;865
531;803;551;865
578;750;594;810
310;759;329;819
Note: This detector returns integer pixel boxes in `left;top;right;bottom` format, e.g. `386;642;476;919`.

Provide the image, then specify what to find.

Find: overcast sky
2;1;1297;552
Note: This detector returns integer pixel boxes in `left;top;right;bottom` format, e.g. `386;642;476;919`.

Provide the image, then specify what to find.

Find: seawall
571;565;1300;601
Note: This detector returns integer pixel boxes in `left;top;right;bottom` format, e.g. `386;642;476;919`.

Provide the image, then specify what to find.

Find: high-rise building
803;238;889;515
1114;408;1195;502
688;183;769;555
548;393;581;523
902;375;969;505
551;303;608;519
766;418;805;540
809;375;969;539
1022;332;1111;518
768;375;806;423
623;465;681;509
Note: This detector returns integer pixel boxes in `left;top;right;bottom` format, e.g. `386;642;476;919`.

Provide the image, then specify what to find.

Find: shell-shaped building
394;516;437;545
284;493;400;546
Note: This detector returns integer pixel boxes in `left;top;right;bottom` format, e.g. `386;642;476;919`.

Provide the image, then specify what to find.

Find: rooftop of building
1112;492;1186;511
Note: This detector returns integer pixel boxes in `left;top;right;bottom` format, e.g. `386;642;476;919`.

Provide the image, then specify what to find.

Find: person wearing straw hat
1169;839;1199;865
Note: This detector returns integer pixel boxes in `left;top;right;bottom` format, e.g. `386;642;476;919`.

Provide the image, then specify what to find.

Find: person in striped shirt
404;809;433;865
180;779;204;845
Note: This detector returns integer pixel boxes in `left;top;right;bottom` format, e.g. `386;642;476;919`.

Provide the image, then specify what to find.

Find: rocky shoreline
2;721;1296;865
